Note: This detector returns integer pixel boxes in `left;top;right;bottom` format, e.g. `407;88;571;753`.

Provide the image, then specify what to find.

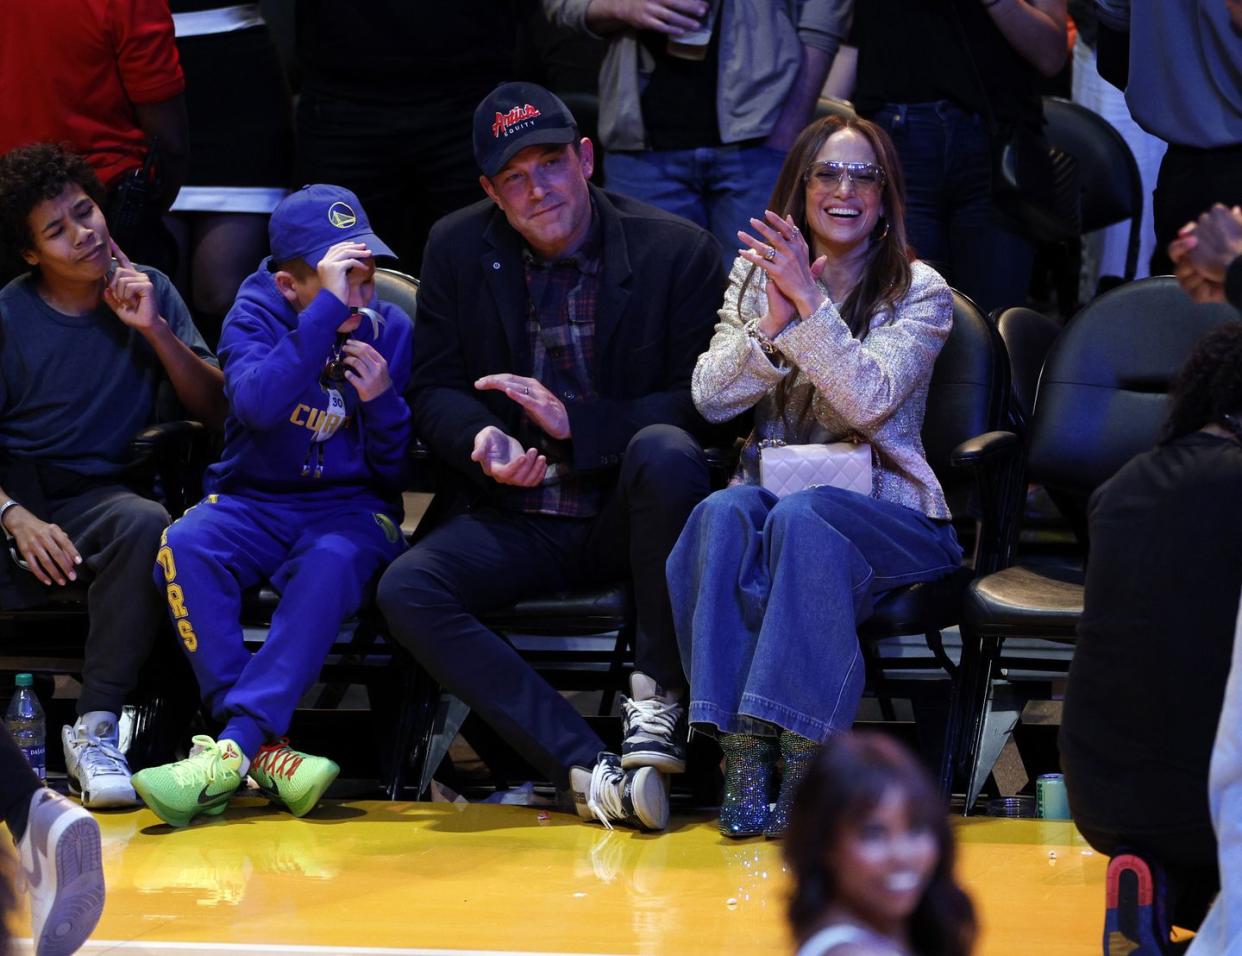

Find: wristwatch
0;498;20;538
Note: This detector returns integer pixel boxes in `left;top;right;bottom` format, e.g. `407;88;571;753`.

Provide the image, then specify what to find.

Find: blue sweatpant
154;493;405;758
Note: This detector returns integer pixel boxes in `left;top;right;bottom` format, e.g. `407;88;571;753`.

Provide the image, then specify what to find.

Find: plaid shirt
502;214;605;517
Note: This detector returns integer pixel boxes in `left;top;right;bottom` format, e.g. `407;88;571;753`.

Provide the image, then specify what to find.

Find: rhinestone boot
718;734;776;838
765;730;821;838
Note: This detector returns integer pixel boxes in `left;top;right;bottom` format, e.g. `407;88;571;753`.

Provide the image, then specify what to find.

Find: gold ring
763;245;776;262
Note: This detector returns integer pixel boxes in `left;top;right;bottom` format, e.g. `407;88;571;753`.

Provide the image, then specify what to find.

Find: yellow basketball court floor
7;799;1109;955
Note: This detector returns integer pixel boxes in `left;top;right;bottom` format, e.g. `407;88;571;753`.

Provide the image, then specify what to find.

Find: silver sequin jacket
692;257;953;520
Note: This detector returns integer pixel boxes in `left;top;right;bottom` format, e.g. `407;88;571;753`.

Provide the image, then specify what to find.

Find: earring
874;218;891;242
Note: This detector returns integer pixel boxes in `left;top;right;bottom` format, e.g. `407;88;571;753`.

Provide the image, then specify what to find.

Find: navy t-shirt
0;268;217;476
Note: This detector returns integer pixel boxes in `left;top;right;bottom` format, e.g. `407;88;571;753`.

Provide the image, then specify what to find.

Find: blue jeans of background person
668;484;962;742
604;143;787;272
868;101;1035;316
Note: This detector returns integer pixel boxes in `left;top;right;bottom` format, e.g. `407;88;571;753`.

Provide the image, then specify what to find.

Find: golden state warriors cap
269;184;396;267
473;81;578;177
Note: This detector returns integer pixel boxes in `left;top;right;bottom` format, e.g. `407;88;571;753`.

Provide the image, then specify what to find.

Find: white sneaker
62;712;138;809
569;752;669;832
620;672;686;774
15;787;105;956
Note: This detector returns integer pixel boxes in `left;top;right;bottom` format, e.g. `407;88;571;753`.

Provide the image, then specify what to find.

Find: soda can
1036;773;1070;820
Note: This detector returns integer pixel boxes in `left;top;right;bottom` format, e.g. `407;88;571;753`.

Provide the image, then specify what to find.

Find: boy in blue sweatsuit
134;185;413;827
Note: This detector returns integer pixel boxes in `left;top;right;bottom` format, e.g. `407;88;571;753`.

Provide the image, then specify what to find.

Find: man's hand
341;340;391;401
471;426;548;487
1183;205;1242;283
3;505;81;587
476;374;571;440
103;239;159;330
587;0;707;34
1172;252;1227;303
316;242;375;307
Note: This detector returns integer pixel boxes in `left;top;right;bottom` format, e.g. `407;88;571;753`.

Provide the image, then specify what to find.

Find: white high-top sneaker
569;752;669;832
62;711;138;809
15;787;105;956
619;672;686;774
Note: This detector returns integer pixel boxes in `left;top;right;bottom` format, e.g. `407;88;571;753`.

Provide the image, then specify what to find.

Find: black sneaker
570;752;669;831
620;672;686;774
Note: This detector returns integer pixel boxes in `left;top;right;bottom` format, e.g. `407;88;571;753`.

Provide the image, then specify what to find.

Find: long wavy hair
784;732;976;956
738;114;913;341
1162;322;1242;442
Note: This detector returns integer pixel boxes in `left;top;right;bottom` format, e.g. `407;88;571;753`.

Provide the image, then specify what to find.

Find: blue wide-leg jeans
667;484;962;742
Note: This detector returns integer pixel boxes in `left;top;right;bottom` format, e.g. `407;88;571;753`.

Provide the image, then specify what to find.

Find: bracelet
744;319;779;355
0;499;20;538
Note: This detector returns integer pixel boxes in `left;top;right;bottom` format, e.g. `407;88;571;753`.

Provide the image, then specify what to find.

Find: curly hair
0;142;104;275
738;114;913;342
1162;322;1242;442
784;732;977;956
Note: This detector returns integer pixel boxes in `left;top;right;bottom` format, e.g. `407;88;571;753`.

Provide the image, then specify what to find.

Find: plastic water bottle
6;673;46;783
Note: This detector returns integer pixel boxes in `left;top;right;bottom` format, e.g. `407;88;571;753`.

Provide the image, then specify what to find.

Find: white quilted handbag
759;441;873;498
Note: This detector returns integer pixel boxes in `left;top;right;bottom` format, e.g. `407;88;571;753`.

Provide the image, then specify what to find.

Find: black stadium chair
950;277;1237;810
995;306;1062;432
857;290;1020;792
1042;96;1144;289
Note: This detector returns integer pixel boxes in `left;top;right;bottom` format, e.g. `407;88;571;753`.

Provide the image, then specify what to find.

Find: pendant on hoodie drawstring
300;388;347;479
312;388;347;443
300;442;326;479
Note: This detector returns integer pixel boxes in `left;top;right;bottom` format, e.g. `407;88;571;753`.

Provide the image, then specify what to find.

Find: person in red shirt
0;0;189;278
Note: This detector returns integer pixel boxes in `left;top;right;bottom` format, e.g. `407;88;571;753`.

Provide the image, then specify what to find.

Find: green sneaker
132;735;244;828
249;739;339;818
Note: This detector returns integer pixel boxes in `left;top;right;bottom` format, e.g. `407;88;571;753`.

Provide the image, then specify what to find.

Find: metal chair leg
385;656;441;801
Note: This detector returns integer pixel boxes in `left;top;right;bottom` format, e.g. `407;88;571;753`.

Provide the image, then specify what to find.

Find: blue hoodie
206;259;413;510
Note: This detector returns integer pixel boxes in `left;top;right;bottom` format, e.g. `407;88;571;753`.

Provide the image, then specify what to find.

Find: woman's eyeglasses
805;161;886;193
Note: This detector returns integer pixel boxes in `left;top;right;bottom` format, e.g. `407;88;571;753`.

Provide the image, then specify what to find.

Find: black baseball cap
473;81;578;178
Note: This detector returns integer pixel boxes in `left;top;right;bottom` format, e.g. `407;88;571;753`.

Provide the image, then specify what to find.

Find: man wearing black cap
378;81;723;830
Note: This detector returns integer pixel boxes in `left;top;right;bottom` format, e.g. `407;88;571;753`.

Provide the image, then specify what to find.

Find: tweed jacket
410;185;724;500
692;257;952;519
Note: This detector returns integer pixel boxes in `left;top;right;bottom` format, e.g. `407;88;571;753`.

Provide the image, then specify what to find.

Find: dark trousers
48;484;171;716
1151;143;1242;275
868;101;1036;316
296;90;484;275
377;425;710;787
0;723;41;837
1077;822;1219;932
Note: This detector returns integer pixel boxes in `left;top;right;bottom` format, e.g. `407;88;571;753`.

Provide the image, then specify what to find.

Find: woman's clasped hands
738;210;828;335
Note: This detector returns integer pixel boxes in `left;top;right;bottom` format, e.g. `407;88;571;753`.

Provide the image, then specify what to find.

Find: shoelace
72;732;128;776
622;695;680;740
170;735;227;788
586;758;627;831
253;741;304;780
